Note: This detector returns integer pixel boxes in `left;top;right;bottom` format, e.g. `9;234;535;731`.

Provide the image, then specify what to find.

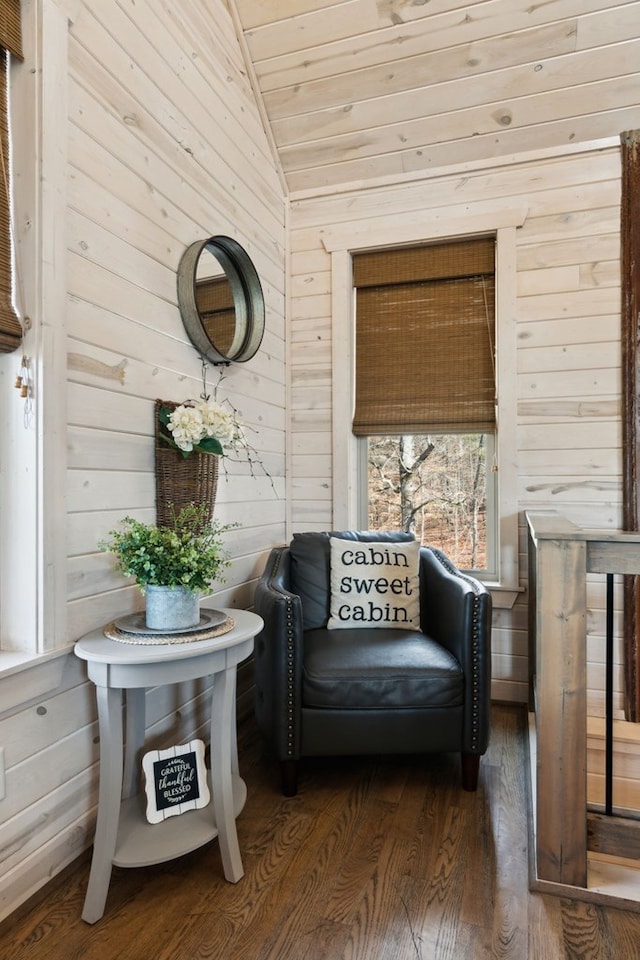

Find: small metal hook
200;355;210;401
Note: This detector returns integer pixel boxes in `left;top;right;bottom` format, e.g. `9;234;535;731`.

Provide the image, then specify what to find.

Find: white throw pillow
327;537;421;630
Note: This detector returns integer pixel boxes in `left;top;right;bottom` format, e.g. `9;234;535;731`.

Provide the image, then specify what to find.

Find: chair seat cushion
302;628;464;710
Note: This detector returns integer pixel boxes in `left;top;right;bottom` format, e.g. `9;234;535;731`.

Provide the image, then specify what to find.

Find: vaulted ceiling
229;0;639;196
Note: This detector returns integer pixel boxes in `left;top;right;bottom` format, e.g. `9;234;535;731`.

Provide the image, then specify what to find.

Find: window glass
365;433;496;575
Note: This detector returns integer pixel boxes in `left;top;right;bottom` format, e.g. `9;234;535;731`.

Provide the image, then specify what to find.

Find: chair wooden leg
280;759;298;797
461;752;480;791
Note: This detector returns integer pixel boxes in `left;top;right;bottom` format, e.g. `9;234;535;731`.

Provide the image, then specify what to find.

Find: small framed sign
142;739;210;824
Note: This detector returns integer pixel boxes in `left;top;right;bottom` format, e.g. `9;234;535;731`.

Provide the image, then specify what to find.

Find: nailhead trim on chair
286;596;295;757
431;549;485;755
270;547;297;760
471;598;481;750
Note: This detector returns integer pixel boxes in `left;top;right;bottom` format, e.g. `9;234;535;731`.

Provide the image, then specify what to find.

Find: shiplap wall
0;0;286;922
288;143;621;713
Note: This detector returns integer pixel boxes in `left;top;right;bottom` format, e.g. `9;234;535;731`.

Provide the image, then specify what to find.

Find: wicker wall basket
154;399;219;528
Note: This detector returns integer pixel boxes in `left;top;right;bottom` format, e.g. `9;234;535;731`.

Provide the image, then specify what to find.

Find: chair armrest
419;547;492;754
253;546;305;762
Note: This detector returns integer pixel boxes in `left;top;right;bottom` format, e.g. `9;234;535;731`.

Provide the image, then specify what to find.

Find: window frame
0;0;73;664
323;208;527;607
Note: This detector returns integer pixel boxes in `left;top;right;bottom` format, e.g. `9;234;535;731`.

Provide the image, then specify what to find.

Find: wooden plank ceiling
229;0;640;195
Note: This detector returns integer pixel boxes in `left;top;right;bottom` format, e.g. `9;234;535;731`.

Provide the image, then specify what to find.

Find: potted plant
100;503;232;631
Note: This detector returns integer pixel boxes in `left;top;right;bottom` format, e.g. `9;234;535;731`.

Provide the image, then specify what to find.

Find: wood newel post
533;534;588;887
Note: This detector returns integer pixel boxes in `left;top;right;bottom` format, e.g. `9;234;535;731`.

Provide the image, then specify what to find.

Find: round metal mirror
177;236;265;364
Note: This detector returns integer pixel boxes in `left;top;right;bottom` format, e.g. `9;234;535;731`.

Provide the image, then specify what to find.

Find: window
1;0;69;662
324;209;524;603
352;237;497;576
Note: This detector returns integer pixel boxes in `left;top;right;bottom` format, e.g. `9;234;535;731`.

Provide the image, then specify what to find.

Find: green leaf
158;405;172;427
159;433;181;452
195;437;223;456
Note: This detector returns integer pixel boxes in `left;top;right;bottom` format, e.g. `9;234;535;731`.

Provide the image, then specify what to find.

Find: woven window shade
0;0;22;59
0;1;22;354
352;237;496;436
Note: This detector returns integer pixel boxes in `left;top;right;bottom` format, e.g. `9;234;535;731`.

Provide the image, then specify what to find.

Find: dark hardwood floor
3;704;640;959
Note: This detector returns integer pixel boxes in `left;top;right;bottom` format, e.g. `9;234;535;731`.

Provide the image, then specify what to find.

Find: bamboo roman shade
352;237;496;436
0;0;22;353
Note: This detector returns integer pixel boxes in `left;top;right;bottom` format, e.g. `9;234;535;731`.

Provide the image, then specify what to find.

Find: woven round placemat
103;614;235;645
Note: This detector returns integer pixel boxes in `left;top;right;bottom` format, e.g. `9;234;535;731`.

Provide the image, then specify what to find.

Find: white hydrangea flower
168;404;205;452
166;399;244;453
198;401;237;446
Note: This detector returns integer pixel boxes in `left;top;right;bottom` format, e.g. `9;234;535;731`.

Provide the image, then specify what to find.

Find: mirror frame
177;235;265;364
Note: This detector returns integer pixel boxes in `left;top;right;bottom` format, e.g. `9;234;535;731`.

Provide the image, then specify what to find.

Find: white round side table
74;608;263;924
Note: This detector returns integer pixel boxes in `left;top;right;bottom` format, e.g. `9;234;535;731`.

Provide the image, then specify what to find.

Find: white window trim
0;0;78;664
323;204;528;607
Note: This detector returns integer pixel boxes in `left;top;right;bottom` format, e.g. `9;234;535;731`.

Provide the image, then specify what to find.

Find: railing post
530;525;588;887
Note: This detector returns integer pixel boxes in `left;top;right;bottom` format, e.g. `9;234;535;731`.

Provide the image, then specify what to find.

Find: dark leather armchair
253;530;492;796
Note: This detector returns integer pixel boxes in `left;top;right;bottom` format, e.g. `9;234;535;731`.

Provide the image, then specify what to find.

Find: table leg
231;692;239;777
81;685;124;924
210;666;243;882
123;688;145;800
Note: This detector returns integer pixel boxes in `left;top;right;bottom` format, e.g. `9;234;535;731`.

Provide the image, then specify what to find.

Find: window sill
483;582;525;610
0;644;74;676
0;644;75;718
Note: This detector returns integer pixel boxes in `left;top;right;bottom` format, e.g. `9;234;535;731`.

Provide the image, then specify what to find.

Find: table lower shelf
113;775;247;868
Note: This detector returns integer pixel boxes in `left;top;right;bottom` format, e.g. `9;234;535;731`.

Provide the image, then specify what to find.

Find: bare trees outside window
367;434;490;571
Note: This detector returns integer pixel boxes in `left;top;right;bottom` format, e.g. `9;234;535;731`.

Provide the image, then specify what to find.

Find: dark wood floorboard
3;705;640;959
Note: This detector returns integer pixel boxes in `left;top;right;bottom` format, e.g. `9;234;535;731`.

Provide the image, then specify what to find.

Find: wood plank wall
288;143;622;714
0;0;286;922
